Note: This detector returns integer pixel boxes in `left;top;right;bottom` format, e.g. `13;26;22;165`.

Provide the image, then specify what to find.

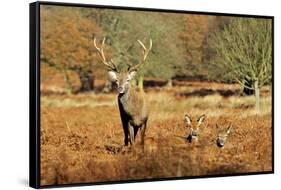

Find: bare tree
210;18;272;113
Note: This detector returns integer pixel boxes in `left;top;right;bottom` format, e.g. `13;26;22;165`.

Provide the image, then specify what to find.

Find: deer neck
118;84;141;115
118;84;132;106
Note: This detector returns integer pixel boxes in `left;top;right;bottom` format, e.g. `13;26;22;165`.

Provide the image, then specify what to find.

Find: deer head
93;38;152;94
216;125;232;148
184;114;206;142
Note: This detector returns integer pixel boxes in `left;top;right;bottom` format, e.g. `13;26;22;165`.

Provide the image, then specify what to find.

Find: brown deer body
94;38;152;146
118;85;148;145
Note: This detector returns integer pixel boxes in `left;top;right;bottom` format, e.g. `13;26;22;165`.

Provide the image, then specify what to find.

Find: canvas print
36;2;273;187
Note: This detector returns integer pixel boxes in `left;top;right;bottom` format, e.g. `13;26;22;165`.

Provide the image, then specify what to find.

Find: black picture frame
30;1;274;188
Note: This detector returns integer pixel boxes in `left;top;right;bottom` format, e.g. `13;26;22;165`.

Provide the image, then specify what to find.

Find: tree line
40;6;272;112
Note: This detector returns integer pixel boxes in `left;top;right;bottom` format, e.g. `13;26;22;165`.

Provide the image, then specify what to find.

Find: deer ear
226;125;232;135
184;114;192;125
197;114;206;125
128;71;137;80
215;124;219;129
108;71;117;82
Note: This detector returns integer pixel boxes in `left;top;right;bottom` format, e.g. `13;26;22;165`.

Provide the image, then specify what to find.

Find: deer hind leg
138;121;147;153
140;121;147;145
133;126;139;142
128;123;135;146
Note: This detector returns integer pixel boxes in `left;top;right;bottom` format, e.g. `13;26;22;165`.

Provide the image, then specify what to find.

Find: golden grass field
40;67;272;186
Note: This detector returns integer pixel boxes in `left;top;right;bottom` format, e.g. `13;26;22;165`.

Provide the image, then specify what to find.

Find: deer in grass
184;113;206;143
93;37;152;146
216;125;232;148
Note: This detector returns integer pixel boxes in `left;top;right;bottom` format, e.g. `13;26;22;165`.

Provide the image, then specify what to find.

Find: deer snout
117;86;125;93
191;129;199;137
216;138;225;148
116;82;129;94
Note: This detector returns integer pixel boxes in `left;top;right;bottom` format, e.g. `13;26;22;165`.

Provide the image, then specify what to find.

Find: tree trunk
165;79;173;88
78;70;95;92
63;69;74;95
138;75;144;90
243;78;254;95
254;80;260;113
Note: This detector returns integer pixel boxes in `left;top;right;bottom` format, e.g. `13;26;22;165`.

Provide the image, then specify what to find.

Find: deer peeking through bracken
184;114;206;143
94;37;152;146
216;125;232;148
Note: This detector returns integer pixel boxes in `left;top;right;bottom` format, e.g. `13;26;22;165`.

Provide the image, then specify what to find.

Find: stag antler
93;37;118;72
129;39;152;72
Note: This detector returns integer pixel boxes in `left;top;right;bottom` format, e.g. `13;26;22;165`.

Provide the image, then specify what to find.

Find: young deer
216;125;232;148
94;38;152;146
184;114;206;143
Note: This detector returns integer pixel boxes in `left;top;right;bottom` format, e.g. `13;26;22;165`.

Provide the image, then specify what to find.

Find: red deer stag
93;38;152;146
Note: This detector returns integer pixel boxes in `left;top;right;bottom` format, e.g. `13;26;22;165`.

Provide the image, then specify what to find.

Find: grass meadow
40;67;272;186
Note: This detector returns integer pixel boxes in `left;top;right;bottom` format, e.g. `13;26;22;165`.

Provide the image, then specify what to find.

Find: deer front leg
118;105;129;146
123;125;129;146
120;119;129;146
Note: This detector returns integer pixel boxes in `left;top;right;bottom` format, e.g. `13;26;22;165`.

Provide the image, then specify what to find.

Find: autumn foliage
41;6;101;92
